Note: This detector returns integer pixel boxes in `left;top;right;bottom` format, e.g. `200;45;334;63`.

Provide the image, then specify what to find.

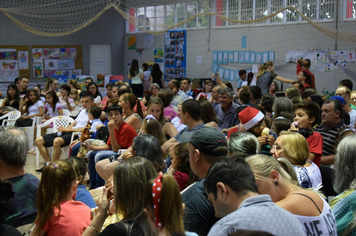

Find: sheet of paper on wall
268;51;275;62
239;52;244;64
223;51;228;64
230;70;235;82
213;51;218;63
43;48;60;59
33;63;44;78
224;69;230;81
218;51;223;64
73;69;82;76
250;52;256;64
316;50;329;62
233;51;239;63
0;60;18;71
18;51;29;70
255;53;262;64
262;52;269;63
0;49;16;60
285;50;304;63
228;51;234;63
145;35;154;50
218;67;225;78
59;59;75;70
0;70;19;82
32;48;43;63
329;50;338;60
244;52;250;63
44;59;59;71
317;63;333;72
44;70;56;78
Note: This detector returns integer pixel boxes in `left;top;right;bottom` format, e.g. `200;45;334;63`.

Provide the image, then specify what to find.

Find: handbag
80;127;90;142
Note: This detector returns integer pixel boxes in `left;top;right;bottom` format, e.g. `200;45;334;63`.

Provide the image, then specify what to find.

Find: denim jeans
70;142;81;157
87;150;117;189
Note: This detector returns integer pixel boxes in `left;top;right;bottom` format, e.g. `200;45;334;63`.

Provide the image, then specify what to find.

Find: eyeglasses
351;98;356;101
250;119;265;131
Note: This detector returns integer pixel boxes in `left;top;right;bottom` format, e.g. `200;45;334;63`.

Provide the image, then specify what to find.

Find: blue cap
330;96;346;105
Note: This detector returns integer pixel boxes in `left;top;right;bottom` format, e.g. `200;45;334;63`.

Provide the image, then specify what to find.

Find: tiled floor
24;153;42;177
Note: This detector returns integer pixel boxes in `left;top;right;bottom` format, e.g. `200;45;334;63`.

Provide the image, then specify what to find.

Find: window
343;0;355;20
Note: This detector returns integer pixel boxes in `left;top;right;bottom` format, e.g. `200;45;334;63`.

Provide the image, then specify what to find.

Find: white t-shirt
28;100;44;117
59;97;75;110
171;117;188;132
93;95;102;105
131;68;143;84
305;161;322;190
348;109;356;128
45;102;63;117
73;109;89;129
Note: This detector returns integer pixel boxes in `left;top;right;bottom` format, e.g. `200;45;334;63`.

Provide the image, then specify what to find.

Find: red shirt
307;131;323;167
173;170;190;191
296;63;315;89
106;121;137;149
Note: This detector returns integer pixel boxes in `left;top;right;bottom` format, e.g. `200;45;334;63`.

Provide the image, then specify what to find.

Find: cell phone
212;73;217;81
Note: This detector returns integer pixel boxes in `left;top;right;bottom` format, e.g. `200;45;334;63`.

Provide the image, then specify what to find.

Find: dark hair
292;81;304;89
205;156;258;199
340;79;353;91
5;84;20;104
142;63;148;71
23;89;40;114
269;81;279;92
60;84;71;94
238;70;247;77
130;59;140;77
274;90;286;97
81;91;94;100
45;90;60;113
0;179;14;224
34;84;42;92
301;88;316;100
247;72;254;86
67;156;87;183
309;94;323;109
120;93;143;118
200;100;218;124
273;118;292;136
239;88;251;105
173;143;199;187
85;77;94;83
151;63;163;80
324;99;342;117
341;110;350;125
89;106;102;120
249;86;262;100
131;135;165;172
303;72;313;87
14;77;20;85
106;83;114;89
182;99;202;121
157;89;173;108
294;101;320;126
260;94;274;113
170;79;180;89
88;82;102;99
107;105;123;114
118;86;131;97
224;82;233;90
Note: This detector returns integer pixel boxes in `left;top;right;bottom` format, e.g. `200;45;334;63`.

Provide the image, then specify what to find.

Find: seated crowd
1;63;356;236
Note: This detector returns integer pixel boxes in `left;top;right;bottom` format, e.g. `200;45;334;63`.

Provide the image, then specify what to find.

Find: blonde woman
285;87;302;105
246;154;337;235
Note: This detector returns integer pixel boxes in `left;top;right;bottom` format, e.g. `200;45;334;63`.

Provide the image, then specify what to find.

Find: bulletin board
0;45;30;82
164;30;186;82
31;45;83;82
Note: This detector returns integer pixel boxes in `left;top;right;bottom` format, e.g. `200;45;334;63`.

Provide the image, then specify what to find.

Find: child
15;89;44;127
196;80;213;101
170;102;188;132
140;115;166;146
67;157;96;208
32;160;91;236
43;91;63;120
76;106;103;158
236;70;247;92
168;143;199;191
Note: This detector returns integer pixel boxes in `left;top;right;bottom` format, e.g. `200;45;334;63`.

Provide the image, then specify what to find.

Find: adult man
335;86;356;125
209;85;220;109
214;87;239;131
168;79;188;110
162;99;204;154
205;157;305;236
249;86;262;105
182;127;228;236
35;92;94;171
181;78;196;99
79;77;94;97
19;76;29;97
0;127;39;228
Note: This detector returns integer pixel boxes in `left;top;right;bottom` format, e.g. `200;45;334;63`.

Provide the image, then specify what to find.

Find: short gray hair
0;127;28;167
228;132;260;158
333;135;356;194
220;87;234;98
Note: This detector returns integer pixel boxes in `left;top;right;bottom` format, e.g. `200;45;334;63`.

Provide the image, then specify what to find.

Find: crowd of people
1;59;356;236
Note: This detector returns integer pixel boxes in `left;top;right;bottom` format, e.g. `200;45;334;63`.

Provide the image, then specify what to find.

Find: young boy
85;104;137;189
236;70;247;92
292;101;323;166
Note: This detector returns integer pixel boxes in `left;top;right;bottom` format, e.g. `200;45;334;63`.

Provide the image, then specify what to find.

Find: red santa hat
238;107;264;130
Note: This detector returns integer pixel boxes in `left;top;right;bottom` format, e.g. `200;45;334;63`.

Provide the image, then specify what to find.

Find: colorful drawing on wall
60;48;77;59
44;59;59;71
43;48;59;59
61;70;73;79
136;48;145;62
145;35;154;49
73;69;82;76
18;51;29;70
0;60;18;71
0;49;16;60
316;51;329;62
44;70;56;78
32;48;43;62
51;74;68;84
128;36;137;50
154;48;164;63
33;63;44;78
317;63;333;72
58;59;75;70
97;74;105;87
329;50;338;60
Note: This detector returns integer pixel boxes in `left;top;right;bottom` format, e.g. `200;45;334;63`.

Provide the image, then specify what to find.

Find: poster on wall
154;48;164;62
164;30;186;82
33;63;44;78
128;36;137;50
145;35;154;50
18;51;29;70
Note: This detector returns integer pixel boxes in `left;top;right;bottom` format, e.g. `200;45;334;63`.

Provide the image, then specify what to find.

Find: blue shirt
214;102;239;130
75;184;96;208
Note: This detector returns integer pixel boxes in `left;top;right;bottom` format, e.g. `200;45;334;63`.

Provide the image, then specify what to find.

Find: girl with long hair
256;61;294;95
128;59;144;98
118;93;143;132
32;160;91;236
150;63;163;88
196;80;213;101
297;71;313;91
15;89;44;127
268;81;279;95
0;84;20;114
43;91;63;119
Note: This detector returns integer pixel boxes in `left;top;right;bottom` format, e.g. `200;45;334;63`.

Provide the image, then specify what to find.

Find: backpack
95;126;110;143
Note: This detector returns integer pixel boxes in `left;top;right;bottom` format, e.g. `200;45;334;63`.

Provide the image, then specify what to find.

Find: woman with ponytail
256;61;294;95
32;160;91;236
118;92;143;132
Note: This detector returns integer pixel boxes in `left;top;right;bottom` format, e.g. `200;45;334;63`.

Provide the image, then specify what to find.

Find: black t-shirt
4;100;19;110
99;221;145;236
181;178;218;236
19;90;28;96
0;224;22;236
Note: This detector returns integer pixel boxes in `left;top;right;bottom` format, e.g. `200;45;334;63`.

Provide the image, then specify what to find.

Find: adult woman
142;83;160;106
196;80;213;101
272;97;294;121
118;93;143;132
268;81;279;95
147;97;178;139
128;59;144;98
59;84;75;111
69;88;83;119
297;71;313;92
99;83;113;110
227;132;259;158
330;135;356;236
68;79;82;93
88;82;102;104
200;100;218;128
15;89;44;127
150;63;164;89
33;84;46;102
271;131;321;189
0;84;20;115
43;78;59;95
256;61;294;95
285;87;302;105
82;157;157;236
157;89;177;122
246;154;337;235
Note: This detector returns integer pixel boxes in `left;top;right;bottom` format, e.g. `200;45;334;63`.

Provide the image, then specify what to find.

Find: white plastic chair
62;109;70;116
0;110;21;126
35;116;75;165
19;117;42;150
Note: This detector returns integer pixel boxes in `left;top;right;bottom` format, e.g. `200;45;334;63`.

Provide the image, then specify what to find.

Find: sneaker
36;163;48;173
